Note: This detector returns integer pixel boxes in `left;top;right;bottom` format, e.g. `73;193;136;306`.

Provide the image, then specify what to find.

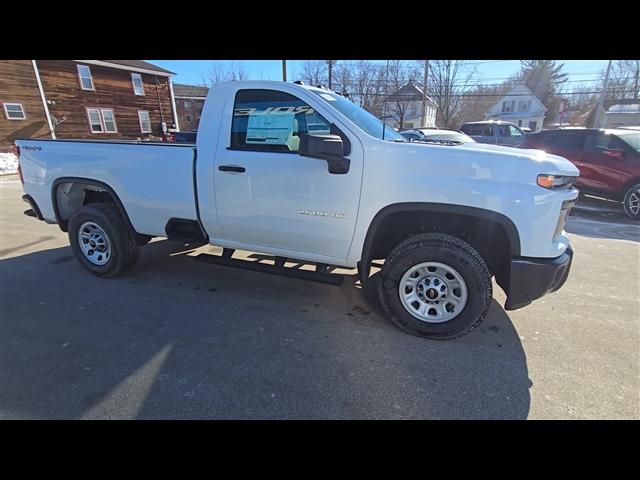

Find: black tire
68;203;140;277
378;233;492;340
622;183;640;220
135;234;153;246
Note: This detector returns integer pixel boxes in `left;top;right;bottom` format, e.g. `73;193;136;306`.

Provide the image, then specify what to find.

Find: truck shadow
0;240;531;420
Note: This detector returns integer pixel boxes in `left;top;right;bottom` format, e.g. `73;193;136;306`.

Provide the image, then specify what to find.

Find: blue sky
149;60;611;89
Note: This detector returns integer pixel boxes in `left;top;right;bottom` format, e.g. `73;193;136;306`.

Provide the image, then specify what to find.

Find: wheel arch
51;177;139;240
620;177;640;199
358;202;521;284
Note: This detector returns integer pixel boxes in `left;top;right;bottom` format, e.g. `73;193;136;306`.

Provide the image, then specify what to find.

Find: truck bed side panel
18;141;198;236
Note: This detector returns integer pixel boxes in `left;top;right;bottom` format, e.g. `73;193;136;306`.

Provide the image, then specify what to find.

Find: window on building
518;100;531;112
138;110;152;133
410;102;417;115
186;115;192;122
230;89;332;153
77;64;94;90
87;108;103;133
502;100;515;113
184;101;192;110
131;73;145;96
86;108;118;133
101;109;117;133
529;121;537;131
3;103;26;120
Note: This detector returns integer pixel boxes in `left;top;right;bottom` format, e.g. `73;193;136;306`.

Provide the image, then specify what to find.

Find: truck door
212;87;362;262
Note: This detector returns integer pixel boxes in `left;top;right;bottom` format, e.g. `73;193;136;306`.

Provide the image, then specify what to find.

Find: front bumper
504;245;573;310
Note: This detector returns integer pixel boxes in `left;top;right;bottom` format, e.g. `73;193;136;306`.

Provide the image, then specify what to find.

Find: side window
583;133;624;154
463;124;493;136
509;126;522;137
230;89;332;153
498;125;511;137
550;133;581;150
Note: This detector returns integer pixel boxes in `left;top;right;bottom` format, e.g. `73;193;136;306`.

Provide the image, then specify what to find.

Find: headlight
537;174;576;190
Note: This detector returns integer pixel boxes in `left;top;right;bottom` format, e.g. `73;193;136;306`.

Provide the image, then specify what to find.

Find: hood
419;141;580;177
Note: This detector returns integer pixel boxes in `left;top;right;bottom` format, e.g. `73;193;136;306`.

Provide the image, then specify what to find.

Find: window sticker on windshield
246;111;295;146
319;94;336;101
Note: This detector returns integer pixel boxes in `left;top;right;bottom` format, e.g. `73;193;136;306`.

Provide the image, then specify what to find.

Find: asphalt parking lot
1;174;638;419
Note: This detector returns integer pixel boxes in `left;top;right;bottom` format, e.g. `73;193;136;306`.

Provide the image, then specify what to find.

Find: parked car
399;128;475;144
16;80;578;340
460;121;527;146
520;128;640;219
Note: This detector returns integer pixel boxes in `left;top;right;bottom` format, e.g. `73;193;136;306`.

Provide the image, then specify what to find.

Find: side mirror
603;149;624;159
299;133;350;174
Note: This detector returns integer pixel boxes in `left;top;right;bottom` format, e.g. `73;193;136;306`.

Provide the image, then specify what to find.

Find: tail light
11;144;23;184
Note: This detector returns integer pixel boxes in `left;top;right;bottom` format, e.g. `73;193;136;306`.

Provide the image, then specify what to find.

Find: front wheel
68;203;140;277
378;233;492;340
622;183;640;220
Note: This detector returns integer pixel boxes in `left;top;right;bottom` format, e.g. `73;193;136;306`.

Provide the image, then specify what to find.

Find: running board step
195;253;343;286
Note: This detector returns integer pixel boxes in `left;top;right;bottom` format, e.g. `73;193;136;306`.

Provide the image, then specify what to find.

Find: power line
343;89;634;98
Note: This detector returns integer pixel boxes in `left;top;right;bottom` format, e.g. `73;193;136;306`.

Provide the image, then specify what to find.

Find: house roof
386;81;436;105
487;83;547;116
603;98;640;111
100;60;175;75
607;103;640;113
173;83;209;98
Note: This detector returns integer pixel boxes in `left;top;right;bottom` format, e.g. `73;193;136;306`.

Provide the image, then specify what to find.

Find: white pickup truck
16;80;579;340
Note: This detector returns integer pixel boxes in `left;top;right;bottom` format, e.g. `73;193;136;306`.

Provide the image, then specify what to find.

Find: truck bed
17;138;199;237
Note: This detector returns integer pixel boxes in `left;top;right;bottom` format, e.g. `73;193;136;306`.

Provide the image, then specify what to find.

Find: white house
485;83;547;132
604;101;640;128
383;81;437;129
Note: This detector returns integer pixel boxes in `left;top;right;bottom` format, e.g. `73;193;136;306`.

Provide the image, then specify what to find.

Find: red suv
520;128;640;219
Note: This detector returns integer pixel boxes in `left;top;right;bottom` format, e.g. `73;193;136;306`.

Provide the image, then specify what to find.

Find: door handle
218;165;246;173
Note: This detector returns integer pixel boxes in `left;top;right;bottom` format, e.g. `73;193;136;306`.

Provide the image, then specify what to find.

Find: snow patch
0;153;19;174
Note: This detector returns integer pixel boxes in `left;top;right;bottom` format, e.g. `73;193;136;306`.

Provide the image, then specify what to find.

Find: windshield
617;131;640;152
310;90;407;142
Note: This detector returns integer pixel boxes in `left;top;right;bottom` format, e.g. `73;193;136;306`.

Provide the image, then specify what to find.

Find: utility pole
634;60;639;99
328;60;333;89
282;60;287;82
594;60;612;129
421;60;430;128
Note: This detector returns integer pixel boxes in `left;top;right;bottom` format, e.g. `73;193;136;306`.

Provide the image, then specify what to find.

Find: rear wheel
623;183;640;220
378;233;492;340
68;204;140;277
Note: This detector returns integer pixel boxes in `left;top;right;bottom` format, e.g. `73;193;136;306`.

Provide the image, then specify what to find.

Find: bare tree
349;61;386;117
201;62;248;86
603;60;640;100
385;61;418;129
298;61;328;87
456;83;511;126
331;63;352;96
428;60;477;128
